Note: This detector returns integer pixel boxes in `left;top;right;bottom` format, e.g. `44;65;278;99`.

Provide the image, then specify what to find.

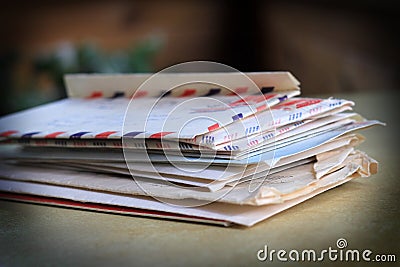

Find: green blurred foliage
0;36;163;115
34;36;163;93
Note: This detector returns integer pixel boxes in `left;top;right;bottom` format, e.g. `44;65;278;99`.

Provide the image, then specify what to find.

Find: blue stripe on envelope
232;113;243;121
123;131;144;137
109;92;125;98
203;88;221;96
21;132;40;138
70;132;91;139
261;87;274;94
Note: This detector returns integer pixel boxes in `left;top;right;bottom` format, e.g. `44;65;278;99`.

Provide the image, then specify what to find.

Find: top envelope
64;72;300;98
0;72;300;142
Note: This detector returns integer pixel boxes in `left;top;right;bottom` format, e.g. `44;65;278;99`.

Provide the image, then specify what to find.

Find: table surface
0;90;399;267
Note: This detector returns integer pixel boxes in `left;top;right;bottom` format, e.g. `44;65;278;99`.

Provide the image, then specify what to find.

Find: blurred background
0;0;398;115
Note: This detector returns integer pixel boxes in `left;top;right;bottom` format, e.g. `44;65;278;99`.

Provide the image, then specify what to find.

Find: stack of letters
0;72;382;226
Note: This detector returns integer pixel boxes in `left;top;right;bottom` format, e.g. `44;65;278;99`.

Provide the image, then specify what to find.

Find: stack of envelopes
0;72;383;226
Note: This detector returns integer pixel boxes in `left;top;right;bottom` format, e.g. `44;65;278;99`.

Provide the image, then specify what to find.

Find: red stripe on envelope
207;123;220;132
132;91;148;98
179;89;196;97
227;87;248;95
149;132;174;139
45;131;66;138
86;91;103;99
0;130;18;137
257;104;267;112
95;131;118;139
235;87;248;94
